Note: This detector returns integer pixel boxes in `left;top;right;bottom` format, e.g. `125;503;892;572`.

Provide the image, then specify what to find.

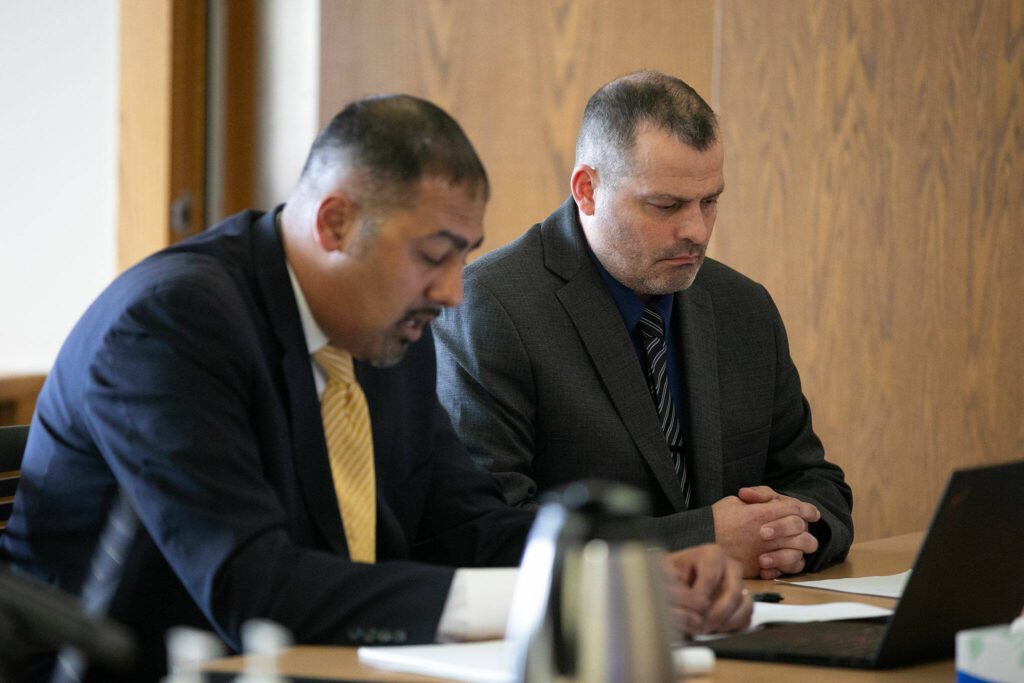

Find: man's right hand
663;544;752;636
711;488;820;579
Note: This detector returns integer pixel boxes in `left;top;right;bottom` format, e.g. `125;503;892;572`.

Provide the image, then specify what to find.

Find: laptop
708;459;1024;668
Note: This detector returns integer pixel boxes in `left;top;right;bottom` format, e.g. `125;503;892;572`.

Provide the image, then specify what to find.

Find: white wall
254;0;321;209
0;1;119;373
0;0;318;371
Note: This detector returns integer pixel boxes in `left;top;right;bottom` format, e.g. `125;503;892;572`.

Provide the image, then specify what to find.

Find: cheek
394;263;432;305
704;206;718;226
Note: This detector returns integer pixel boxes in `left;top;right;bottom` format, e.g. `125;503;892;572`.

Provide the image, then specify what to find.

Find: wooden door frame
117;0;206;272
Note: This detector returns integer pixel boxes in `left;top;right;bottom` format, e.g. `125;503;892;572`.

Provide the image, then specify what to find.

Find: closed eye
419;251;449;266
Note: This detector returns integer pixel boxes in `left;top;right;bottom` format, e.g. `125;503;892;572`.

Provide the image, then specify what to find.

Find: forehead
619;126;724;192
391;177;486;240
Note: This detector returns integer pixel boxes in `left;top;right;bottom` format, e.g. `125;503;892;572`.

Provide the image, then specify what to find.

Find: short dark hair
300;94;489;209
576;71;718;180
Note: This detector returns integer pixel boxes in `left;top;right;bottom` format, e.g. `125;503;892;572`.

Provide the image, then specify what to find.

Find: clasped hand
712;486;821;579
663;544;752;636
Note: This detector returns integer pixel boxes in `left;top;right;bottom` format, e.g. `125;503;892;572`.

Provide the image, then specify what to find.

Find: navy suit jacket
1;210;532;680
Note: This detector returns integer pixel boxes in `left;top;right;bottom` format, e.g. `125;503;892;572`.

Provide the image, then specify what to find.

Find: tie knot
638;307;666;341
314;345;356;385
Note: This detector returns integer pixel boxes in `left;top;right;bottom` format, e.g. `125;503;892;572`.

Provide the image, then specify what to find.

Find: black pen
751;592;784;603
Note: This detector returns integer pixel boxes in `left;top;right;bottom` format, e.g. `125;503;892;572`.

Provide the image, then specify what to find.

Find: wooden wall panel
319;0;715;251
118;0;173;271
118;0;206;272
319;0;1023;543
0;374;45;427
714;0;1024;539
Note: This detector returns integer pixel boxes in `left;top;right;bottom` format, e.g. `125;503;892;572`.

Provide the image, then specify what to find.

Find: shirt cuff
435;567;519;642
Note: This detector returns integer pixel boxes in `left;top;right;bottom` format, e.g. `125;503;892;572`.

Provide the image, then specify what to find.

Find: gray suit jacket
434;198;853;570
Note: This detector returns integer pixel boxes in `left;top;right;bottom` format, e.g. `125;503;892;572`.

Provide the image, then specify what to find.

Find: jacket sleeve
85;270;459;650
758;285;854;570
434;277;542;509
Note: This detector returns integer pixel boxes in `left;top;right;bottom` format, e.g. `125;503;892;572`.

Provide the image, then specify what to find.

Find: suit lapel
543;200;689;511
674;284;722;508
252;209;348;556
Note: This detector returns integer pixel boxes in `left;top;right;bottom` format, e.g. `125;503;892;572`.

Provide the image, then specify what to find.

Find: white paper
359;641;511;683
692;601;894;642
781;569;911;598
750;601;893;628
357;640;716;682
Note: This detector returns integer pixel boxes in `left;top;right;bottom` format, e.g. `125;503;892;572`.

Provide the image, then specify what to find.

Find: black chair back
0;425;30;531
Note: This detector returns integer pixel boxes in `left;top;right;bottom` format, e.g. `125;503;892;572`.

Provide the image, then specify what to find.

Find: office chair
0;425;140;681
0;424;30;532
0;563;137;682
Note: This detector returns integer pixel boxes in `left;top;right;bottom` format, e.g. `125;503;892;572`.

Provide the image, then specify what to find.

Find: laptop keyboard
709;620;887;666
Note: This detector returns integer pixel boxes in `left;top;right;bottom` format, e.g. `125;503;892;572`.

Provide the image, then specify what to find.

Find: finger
666;581;711;616
775;556;807;575
720;590;754;632
798;500;821;523
671;606;707;636
760;495;821;524
758;567;783;580
759;514;808;541
759;547;809;571
687;545;727;600
663;552;697;587
757;530;819;555
704;559;745;632
737;485;777;504
775;530;818;554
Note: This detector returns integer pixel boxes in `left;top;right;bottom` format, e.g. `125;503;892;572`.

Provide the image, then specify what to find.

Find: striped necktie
313;345;376;563
637;307;693;507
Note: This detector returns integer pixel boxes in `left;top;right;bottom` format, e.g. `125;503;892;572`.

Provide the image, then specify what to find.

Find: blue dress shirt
589;253;686;414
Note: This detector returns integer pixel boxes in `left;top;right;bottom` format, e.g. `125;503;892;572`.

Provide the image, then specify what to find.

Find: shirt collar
589;249;675;333
277;208;330;356
286;262;329;356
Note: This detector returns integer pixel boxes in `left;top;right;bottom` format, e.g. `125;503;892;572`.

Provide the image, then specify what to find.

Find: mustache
400;307;443;323
661;242;705;259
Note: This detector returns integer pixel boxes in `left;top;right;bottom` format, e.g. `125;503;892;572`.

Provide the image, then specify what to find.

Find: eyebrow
424;230;484;252
646;185;726;202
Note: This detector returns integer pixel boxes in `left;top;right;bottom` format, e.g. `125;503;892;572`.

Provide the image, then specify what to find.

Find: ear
570;164;598;217
313;192;360;253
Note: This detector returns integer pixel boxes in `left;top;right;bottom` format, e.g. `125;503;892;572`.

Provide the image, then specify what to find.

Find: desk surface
206;531;954;681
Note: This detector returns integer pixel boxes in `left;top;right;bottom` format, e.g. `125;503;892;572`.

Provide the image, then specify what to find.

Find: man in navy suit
1;94;750;681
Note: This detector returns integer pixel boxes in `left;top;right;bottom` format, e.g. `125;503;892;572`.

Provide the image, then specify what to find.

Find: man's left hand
738;486;820;579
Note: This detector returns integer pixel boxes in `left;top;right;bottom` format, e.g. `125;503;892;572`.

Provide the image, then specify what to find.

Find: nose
428;259;464;308
674;202;713;245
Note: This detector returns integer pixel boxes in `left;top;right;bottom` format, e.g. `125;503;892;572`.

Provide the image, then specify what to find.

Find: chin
368;339;411;369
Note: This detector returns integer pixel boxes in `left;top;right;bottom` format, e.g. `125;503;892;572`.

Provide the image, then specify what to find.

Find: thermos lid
541;479;652;517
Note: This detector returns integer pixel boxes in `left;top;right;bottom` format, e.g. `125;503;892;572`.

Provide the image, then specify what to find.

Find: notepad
692;601;894;642
359;640;511;683
780;570;911;599
357;640;719;682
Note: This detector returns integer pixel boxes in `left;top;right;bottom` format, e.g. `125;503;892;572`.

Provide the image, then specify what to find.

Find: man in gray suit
434;72;853;579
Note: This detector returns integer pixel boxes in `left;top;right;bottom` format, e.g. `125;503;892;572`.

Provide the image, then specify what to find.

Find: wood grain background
320;0;714;250
319;0;1024;540
714;0;1024;539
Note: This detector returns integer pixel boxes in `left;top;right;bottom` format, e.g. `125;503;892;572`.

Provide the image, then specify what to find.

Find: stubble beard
368;306;442;368
369;340;409;368
609;249;706;297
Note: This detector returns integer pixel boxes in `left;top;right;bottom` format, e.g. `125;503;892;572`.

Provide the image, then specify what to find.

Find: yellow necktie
313;345;376;563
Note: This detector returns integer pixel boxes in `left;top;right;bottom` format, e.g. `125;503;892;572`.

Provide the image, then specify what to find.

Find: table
205;531;954;681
